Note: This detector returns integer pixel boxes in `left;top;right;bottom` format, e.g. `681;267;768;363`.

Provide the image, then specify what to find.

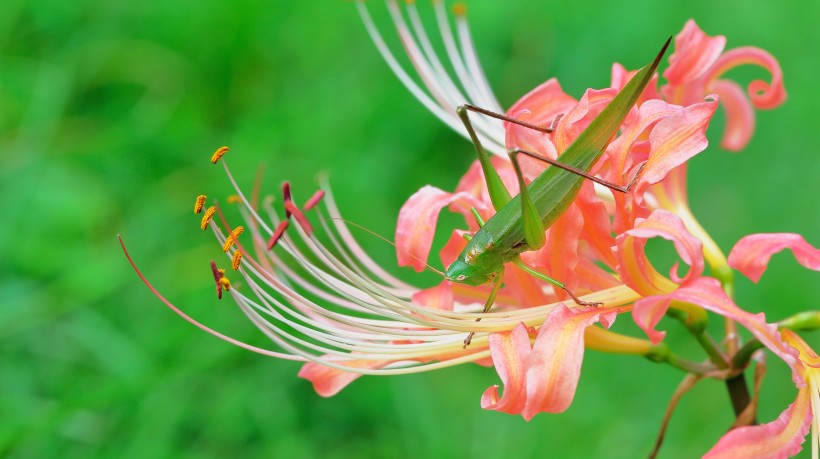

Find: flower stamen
222;226;244;252
267;220;290;250
194;195;207;214
211;146;229;164
304;190;326;211
200;206;216;230
210;260;224;299
284;201;313;235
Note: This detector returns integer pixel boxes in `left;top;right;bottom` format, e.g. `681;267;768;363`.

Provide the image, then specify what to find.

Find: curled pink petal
728;233;820;283
664;20;726;85
522;304;619;418
710;80;755;151
634;99;718;200
505;78;577;128
610;63;662;103
605;98;678;185
552;87;617;152
708;46;786;109
396;185;481;271
634;277;801;382
616;209;704;296
481;323;531;415
702;386;810;459
298;359;390;397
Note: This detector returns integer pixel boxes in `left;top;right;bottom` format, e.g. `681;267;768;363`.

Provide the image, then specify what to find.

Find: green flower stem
667;307;729;369
731;338;764;370
645;342;715;375
779;311;820;331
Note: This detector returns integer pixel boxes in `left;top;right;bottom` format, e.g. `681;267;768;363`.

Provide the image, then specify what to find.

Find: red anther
210;260;223;299
284;201;313;235
303;190;326;211
267;220;290;250
282;181;292;218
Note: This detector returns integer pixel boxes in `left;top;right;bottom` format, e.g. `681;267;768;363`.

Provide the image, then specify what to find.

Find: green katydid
443;38;672;347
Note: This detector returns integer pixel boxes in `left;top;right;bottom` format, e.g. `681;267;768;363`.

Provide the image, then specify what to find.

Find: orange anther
211;146;229;164
219;276;231;291
201;206;216;230
227;195;242;204
232;250;242;270
194;195;207;214
223;226;244;252
452;2;466;16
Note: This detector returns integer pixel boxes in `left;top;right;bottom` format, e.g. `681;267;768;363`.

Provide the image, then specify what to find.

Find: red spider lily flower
124;5;815;451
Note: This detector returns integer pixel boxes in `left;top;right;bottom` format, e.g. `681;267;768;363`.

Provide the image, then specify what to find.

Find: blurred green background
2;0;819;457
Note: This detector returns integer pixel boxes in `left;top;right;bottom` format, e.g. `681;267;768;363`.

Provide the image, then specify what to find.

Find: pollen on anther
211;146;229;164
452;2;467;16
227;195;242;204
267;220;290;250
223;226;244;252
220;276;232;291
194;195;207;214
232;250;242;270
200;206;216;230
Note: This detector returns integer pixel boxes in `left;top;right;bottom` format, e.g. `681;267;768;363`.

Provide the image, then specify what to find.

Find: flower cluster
124;1;820;457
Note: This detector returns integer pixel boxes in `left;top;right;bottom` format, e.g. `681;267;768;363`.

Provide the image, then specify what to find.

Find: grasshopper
445;38;671;346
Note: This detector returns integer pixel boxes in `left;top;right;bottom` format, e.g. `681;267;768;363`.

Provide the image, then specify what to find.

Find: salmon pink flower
124;2;820;456
650;20;786;274
700;235;820;458
662;20;786;151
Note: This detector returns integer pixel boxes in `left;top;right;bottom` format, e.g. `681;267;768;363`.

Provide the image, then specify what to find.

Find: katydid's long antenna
330;217;447;278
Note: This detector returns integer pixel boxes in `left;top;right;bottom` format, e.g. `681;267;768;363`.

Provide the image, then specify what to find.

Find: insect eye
456;274;466;281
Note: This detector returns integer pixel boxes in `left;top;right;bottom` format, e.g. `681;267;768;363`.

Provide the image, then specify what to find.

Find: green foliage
2;1;818;457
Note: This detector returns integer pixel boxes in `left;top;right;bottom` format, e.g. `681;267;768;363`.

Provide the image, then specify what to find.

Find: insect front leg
463;266;505;348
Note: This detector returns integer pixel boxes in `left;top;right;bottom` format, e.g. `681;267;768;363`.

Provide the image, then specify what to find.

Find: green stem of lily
645;342;715;375
667;307;729;369
731;339;764;370
778;310;820;332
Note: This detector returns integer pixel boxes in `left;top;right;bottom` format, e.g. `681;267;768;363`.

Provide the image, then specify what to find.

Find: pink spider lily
122;1;820;456
700;234;820;458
